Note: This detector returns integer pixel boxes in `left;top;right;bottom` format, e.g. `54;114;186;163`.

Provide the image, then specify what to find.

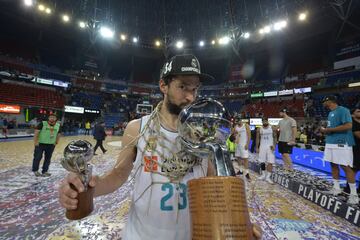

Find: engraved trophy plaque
178;99;253;240
61;140;95;220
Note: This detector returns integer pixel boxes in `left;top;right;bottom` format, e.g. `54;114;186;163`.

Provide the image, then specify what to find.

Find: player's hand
320;127;330;134
288;141;296;146
252;223;262;239
58;173;98;210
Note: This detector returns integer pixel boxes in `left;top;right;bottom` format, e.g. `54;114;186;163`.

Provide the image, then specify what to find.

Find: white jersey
235;124;248;146
259;126;274;148
123;115;208;240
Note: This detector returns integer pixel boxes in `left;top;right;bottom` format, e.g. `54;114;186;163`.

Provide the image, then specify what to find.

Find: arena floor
0;136;359;240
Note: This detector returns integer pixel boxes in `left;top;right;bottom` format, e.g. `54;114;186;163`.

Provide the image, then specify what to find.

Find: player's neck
159;104;178;131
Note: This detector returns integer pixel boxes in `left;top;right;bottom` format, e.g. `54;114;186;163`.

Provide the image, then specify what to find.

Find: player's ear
159;78;168;95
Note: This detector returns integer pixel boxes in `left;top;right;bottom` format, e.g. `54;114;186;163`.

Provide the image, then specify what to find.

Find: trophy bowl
178;98;232;147
61;140;95;220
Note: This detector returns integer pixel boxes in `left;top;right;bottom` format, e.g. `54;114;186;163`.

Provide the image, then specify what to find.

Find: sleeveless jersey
122;115;208;240
235;124;247;146
260;126;274;148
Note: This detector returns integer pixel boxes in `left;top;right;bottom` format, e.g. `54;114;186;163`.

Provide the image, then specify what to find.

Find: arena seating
244;99;305;118
71;92;104;109
0;82;65;108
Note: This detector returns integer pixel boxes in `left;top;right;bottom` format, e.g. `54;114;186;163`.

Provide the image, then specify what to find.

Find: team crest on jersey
144;156;158;172
145;136;157;152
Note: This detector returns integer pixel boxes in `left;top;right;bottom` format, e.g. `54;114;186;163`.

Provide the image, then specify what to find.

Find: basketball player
278;108;297;170
321;96;358;204
58;54;261;240
256;118;276;184
233;117;251;180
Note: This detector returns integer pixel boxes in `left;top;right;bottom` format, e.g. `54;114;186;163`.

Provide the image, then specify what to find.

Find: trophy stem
209;144;236;176
65;184;95;220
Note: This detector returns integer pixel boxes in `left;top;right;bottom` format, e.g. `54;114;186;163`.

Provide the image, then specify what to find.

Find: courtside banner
271;172;360;227
249;161;360;227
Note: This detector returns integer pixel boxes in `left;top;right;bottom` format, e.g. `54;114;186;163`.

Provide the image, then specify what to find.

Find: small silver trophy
178;98;235;176
61;140;95;220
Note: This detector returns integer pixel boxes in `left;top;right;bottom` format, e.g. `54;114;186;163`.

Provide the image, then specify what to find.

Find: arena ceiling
0;0;360;84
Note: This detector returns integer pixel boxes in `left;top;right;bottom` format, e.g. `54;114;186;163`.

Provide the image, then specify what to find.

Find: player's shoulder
125;119;141;134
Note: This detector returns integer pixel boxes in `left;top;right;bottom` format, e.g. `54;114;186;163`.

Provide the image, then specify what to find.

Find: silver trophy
61;140;95;220
178;98;235;176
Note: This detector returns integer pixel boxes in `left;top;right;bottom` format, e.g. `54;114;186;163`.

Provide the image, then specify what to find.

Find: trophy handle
65;183;94;220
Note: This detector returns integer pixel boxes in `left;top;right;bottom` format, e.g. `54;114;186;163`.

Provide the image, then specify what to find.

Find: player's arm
59;119;139;210
34;130;40;146
245;124;251;147
291;126;297;143
326;122;352;133
34;122;42;146
255;128;260;150
354;131;360;139
94;119;140;197
56;126;61;145
272;127;277;147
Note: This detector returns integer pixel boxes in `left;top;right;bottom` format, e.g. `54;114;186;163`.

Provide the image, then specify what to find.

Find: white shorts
259;146;275;164
235;144;249;158
324;144;353;167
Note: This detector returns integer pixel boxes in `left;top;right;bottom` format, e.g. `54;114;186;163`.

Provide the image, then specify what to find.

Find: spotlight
99;26;114;39
176;41;184;49
243;32;250;39
155;40;161;47
259;28;264;34
120;34;127;41
299;12;307;21
133;37;138;43
24;0;33;7
38;4;45;11
263;26;271;33
211;40;216;45
219;36;230;45
199;40;205;47
62;14;70;23
79;21;86;29
273;20;287;31
45;8;51;14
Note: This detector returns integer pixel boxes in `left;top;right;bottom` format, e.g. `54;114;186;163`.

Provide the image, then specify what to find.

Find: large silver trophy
179;99;253;240
61;140;95;220
178;98;235;176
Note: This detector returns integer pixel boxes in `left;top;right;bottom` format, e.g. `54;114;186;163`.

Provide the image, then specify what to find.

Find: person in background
351;105;360;194
233;117;251;180
2;117;8;138
321;96;358;205
85;121;91;135
93;121;107;155
278;108;297;170
32;113;61;177
226;133;236;161
299;131;308;144
256;118;276;184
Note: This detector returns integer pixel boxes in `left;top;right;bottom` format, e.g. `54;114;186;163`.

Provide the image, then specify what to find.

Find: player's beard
165;95;186;116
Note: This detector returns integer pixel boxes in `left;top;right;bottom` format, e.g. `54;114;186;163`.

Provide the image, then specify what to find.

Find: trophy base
188;176;253;240
66;185;95;220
